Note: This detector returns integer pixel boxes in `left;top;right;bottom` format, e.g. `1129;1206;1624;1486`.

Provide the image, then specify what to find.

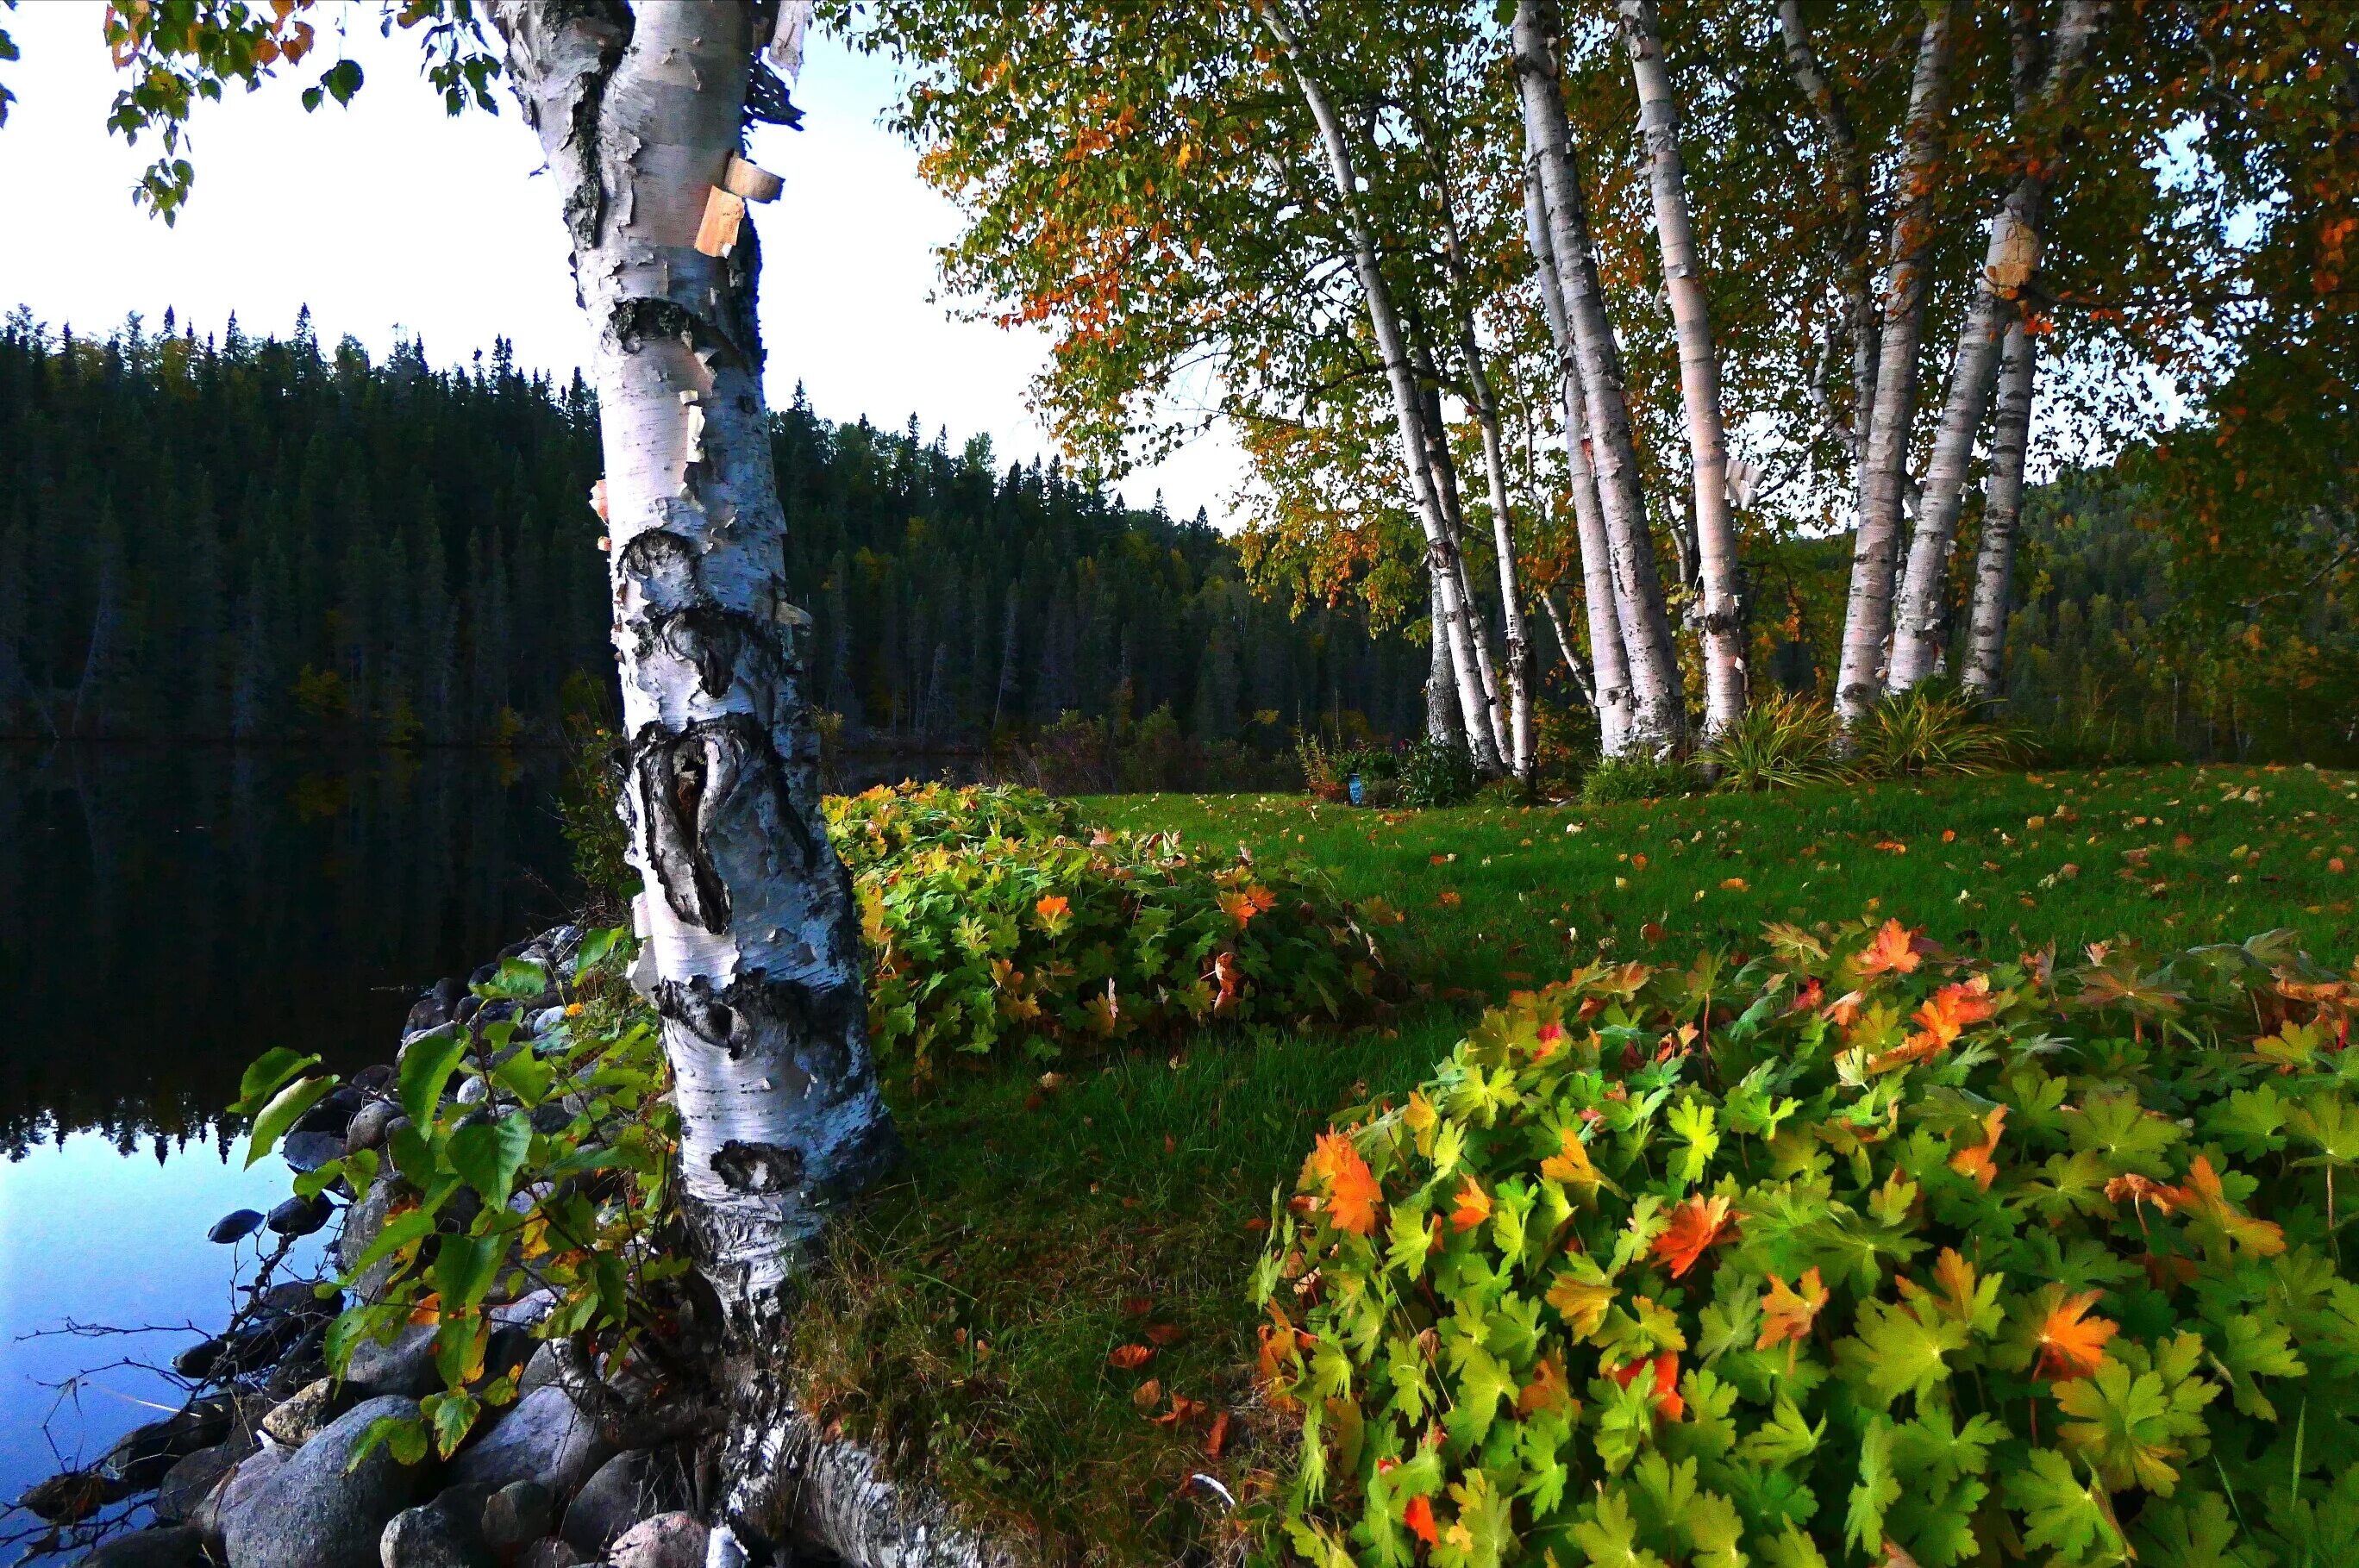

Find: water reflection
0;745;579;1151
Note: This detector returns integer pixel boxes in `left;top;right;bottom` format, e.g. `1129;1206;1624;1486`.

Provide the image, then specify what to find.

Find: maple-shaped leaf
2056;1342;2216;1493
1652;1194;1736;1278
1311;1131;1382;1236
1756;1267;1830;1351
1404;1493;1439;1548
1855;919;1925;978
1843;1297;1970;1408
1847;1416;1901;1554
1898;1248;2005;1335
2177;1155;2284;1257
1449;1176;1493;1233
1949;1105;2009;1191
1546;1258;1617;1337
1517;1352;1574;1417
1540;1125;1602;1196
2030;1286;2118;1381
2004;1447;2120;1562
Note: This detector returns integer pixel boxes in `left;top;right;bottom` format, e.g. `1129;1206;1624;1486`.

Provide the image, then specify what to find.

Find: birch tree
1887;0;2106;691
1832;2;1955;725
1959;317;2035;702
89;0;898;1328
1614;0;1745;741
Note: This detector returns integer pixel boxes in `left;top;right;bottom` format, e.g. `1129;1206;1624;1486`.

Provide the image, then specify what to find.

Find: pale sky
0;2;1247;523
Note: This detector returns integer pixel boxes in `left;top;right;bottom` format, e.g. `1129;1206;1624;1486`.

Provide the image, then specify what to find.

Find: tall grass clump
1859;680;2030;777
1699;690;1846;791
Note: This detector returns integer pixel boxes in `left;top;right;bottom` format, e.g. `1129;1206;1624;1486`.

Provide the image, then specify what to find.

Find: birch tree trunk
1539;590;1598;711
1509;0;1684;756
1887;0;2102;690
1427;577;1461;744
1255;0;1505;775
1775;2;1878;472
1961;314;2036;702
1521;157;1634;756
1832;2;1955;726
492;0;895;1325
1414;363;1511;762
1616;0;1746;742
1468;369;1536;780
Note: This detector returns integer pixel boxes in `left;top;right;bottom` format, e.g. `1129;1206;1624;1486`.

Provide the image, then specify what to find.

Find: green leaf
1570;1489;1666;1568
234;1048;320;1115
481;956;549;1000
446;1112;532;1208
246;1074;335;1167
424;1388;481;1459
2004;1448;2120;1563
1847;1416;1900;1555
491;1051;558;1107
399;1030;470;1128
575;925;629;977
345;1209;435;1280
1738;1398;1825;1468
430;1232;504;1313
347;1413;429;1471
1843;1296;1970;1408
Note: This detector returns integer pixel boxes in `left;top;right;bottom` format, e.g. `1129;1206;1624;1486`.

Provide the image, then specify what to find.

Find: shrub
1858;683;2030;778
1580;753;1702;803
1400;738;1481;808
845;784;1392;1081
1256;919;2359;1568
1704;692;1848;792
824;782;1084;871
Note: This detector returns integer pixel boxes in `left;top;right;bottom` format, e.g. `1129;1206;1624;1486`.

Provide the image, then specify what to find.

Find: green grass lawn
793;763;2359;1565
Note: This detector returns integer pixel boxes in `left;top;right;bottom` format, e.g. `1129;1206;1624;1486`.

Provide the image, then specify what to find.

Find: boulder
209;1209;266;1245
559;1450;684;1559
154;1437;255;1524
347;1100;401;1154
187;1446;288;1552
100;1402;232;1489
67;1525;205;1566
448;1386;611;1497
608;1513;707;1568
260;1378;347;1446
346;1323;440;1398
221;1395;427;1568
267;1193;334;1237
339;1171;412;1304
482;1480;555;1550
379;1502;494;1568
16;1469;131;1525
281;1130;346;1172
517;1540;586;1568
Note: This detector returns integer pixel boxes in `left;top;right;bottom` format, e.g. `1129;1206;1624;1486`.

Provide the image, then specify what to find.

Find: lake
0;745;579;1552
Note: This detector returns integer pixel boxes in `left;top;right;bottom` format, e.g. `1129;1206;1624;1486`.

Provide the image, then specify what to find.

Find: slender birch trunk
1832;2;1955;725
1255;0;1505;775
1539;590;1598;711
1467;365;1536;779
1521;157;1634;755
1962;316;2036;702
492;1;894;1321
1426;577;1461;743
1414;362;1511;761
1887;0;2103;690
1615;0;1745;741
1509;0;1683;756
1775;2;1878;471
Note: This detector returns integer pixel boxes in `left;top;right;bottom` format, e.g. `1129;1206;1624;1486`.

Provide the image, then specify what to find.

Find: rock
281;1130;346;1173
449;1386;612;1497
346;1323;441;1398
516;1341;561;1399
379;1503;494;1568
529;1102;572;1133
340;1171;409;1303
172;1336;228;1379
353;1063;397;1095
267;1193;334;1237
482;1480;555;1550
559;1450;684;1559
210;1209;266;1244
294;1098;355;1138
407;978;466;1035
491;1288;558;1329
254;1280;329;1315
222;1395;426;1568
260;1378;345;1446
67;1524;205;1566
347;1100;401;1153
16;1469;131;1524
608;1513;707;1568
155;1438;254;1524
530;1006;568;1034
101;1402;232;1489
479;1324;536;1390
517;1540;585;1568
454;1076;491;1107
187;1444;287;1551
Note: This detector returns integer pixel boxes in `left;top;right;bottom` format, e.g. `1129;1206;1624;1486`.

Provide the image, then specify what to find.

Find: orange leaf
1755;1267;1829;1350
1641;921;1667;943
1145;1322;1187;1346
1110;1344;1154;1371
1651;1194;1736;1278
1449;1176;1492;1232
1404;1493;1439;1547
1948;1105;2008;1190
1517;1353;1574;1416
1436;889;1462;909
1539;1127;1600;1193
1206;1410;1231;1458
1036;894;1070;919
2180;1155;2286;1255
2033;1289;2118;1381
1132;1378;1163;1412
1856;918;1924;976
1311;1131;1382;1236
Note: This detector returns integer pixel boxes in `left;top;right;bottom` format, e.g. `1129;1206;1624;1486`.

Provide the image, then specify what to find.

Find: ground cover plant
1260;917;2359;1568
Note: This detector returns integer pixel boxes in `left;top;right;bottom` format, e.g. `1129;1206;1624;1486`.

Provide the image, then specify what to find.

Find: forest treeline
0;307;1427;750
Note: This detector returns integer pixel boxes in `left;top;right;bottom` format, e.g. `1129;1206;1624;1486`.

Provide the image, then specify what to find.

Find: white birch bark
1510;0;1683;755
1469;371;1536;779
491;1;894;1321
1832;2;1954;725
1887;0;2103;690
1615;0;1745;742
1521;156;1634;756
1415;364;1511;762
1775;2;1879;472
1961;312;2036;701
1255;0;1505;775
1426;576;1461;744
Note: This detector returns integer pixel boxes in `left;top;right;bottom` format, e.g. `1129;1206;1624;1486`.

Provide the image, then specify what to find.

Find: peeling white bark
1616;0;1745;742
1961;315;2036;702
1510;0;1684;757
492;1;895;1320
724;1396;1020;1568
1833;3;1954;725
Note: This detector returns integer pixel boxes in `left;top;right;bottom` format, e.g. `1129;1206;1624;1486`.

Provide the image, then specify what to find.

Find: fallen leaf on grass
1110;1344;1154;1371
1132;1379;1163;1411
1123;1296;1154;1316
1206;1411;1230;1458
1146;1322;1187;1346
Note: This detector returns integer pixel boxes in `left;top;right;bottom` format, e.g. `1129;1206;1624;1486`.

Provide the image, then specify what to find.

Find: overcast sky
0;3;1246;522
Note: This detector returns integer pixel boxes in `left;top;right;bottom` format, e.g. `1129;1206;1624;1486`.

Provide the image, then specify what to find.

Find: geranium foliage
832;783;1394;1080
1258;916;2359;1568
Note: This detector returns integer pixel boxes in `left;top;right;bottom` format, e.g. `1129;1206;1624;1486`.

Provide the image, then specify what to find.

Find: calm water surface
0;745;578;1537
